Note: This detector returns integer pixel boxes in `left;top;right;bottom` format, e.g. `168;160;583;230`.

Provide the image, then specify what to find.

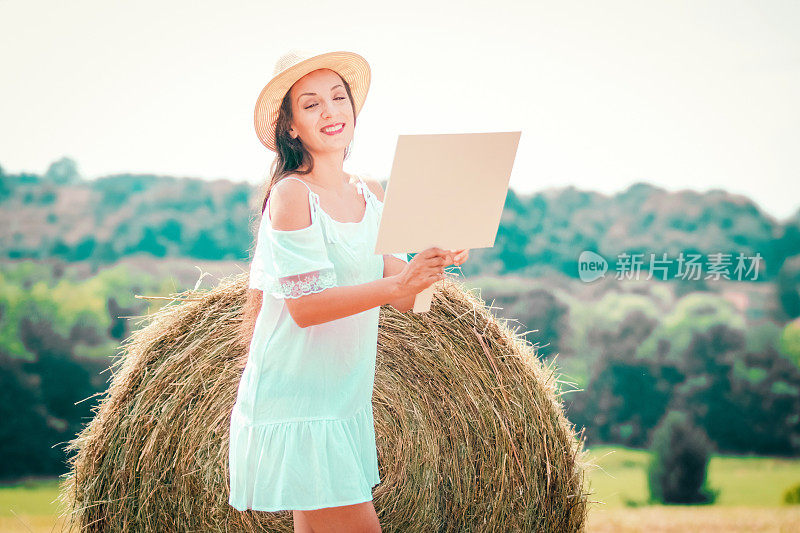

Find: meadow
2;445;798;532
584;445;800;532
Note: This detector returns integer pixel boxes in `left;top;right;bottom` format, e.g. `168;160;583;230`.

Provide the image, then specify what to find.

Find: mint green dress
228;175;407;512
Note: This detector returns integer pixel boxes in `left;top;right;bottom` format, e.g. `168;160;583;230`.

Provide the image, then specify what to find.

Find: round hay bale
58;274;590;532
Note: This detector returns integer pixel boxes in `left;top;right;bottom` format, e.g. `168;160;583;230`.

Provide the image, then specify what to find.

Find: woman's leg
294;500;381;533
293;509;315;533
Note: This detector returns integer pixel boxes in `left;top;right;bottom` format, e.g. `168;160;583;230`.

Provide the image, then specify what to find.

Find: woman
228;49;468;533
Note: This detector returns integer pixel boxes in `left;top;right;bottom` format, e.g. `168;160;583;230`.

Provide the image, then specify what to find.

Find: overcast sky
1;0;798;220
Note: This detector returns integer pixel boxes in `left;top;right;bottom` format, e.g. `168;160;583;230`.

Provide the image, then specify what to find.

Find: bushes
783;482;800;504
647;409;719;504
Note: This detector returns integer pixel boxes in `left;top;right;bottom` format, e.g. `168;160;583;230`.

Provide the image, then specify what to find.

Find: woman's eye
304;97;346;109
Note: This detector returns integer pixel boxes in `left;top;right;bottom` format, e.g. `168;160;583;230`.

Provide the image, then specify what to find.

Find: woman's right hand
393;247;455;297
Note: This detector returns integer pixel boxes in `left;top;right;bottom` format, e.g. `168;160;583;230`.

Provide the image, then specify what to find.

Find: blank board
374;131;522;256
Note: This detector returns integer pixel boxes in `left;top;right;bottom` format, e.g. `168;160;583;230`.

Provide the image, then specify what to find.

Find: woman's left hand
449;249;469;266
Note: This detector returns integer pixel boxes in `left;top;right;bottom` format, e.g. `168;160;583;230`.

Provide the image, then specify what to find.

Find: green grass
584;445;800;507
0;477;65;517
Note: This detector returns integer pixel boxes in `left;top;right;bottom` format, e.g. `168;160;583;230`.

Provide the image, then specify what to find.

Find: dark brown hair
237;71;358;349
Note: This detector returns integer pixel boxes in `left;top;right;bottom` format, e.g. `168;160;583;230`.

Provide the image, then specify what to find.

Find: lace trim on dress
271;267;337;299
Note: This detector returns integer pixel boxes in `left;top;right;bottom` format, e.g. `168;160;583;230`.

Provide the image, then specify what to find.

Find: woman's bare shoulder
268;177;314;231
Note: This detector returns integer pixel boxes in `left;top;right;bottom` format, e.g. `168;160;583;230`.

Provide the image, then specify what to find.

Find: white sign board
374;131;522;312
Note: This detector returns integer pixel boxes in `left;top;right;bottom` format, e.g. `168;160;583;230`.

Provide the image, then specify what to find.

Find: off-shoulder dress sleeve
249;213;337;299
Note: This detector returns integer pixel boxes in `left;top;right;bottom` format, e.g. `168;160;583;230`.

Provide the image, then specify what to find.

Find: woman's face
288;68;355;156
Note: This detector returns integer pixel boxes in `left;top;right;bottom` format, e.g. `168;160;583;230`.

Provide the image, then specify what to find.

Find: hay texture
58;274;591;532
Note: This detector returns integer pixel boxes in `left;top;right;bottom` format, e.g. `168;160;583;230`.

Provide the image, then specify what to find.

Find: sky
1;0;798;220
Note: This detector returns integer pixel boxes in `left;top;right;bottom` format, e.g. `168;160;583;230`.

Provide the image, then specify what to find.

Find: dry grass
56;273;591;532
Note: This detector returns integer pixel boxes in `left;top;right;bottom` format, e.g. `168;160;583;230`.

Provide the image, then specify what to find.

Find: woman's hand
393;247;470;298
393;247;455;298
450;248;469;266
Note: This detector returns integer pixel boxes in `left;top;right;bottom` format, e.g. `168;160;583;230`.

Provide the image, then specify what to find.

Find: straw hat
253;49;372;152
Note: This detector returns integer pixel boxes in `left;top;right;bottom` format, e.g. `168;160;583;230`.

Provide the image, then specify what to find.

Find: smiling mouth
321;123;345;135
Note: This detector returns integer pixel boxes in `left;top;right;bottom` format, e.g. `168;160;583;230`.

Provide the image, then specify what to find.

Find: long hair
237;71;358;349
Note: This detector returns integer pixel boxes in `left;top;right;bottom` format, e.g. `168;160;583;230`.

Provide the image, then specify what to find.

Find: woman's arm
270;177;462;326
269;177;410;327
383;255;416;312
286;276;405;328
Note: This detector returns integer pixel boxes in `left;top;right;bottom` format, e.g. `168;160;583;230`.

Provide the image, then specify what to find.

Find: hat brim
254;51;371;152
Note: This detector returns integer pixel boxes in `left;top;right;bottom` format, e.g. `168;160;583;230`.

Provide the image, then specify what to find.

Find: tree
44;156;81;185
780;318;800;367
777;254;800;320
647;410;717;504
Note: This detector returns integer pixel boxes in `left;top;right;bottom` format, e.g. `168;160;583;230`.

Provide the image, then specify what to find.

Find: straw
56;273;591;532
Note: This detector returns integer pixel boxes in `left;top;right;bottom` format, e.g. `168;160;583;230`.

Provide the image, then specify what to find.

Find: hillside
2;159;799;282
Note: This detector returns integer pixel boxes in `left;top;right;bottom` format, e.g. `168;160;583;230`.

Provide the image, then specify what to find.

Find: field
583;445;800;532
585;445;800;507
1;446;799;532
